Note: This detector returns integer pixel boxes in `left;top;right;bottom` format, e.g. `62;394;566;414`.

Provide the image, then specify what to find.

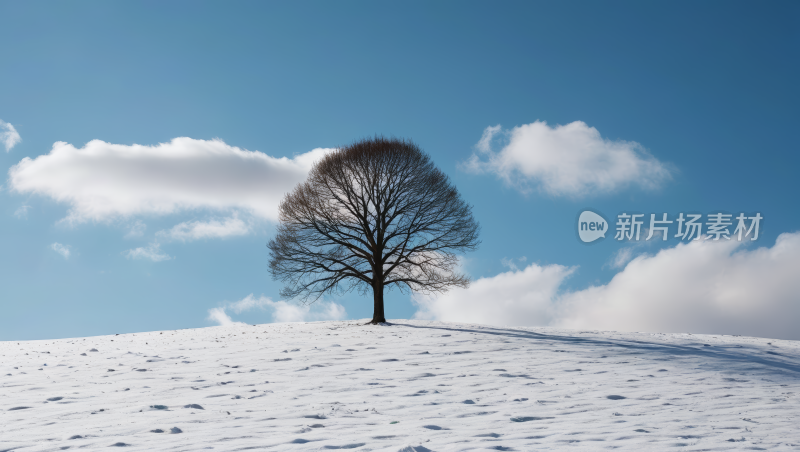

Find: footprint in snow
606;395;626;400
90;349;98;352
151;429;164;433
110;442;129;447
463;400;475;404
69;435;83;440
8;406;31;411
475;433;500;438
150;405;168;410
184;404;204;410
47;397;63;402
510;416;554;422
170;427;182;434
422;425;446;430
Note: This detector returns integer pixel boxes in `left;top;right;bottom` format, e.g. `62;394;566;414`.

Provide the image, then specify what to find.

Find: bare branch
268;137;480;322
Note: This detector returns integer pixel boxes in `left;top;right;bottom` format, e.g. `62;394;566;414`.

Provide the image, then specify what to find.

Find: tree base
365;319;388;325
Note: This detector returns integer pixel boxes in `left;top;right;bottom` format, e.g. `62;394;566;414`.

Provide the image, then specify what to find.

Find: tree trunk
371;279;386;324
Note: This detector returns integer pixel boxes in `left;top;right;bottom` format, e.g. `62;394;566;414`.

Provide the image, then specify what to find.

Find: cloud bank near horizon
463;121;673;197
414;231;800;340
7;137;332;225
208;294;347;326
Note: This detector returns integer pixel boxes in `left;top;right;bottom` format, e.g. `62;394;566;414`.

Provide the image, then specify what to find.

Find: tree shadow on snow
391;322;800;378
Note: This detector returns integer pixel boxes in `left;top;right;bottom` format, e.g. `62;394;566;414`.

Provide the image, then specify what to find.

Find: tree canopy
268;137;480;323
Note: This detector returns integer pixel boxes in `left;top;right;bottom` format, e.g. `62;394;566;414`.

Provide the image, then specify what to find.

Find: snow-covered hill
2;320;799;451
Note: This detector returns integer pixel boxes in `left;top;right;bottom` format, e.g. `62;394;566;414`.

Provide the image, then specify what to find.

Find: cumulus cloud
0;120;21;152
208;294;347;326
463;121;672;197
124;242;172;262
414;232;800;340
207;307;242;326
157;215;250;242
50;242;71;259
413;263;576;326
7;137;332;224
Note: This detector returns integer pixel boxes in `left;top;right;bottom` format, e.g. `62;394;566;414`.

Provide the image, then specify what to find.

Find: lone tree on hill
268;137;480;324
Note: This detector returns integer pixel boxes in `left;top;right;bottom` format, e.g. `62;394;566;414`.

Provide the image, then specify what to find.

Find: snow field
2;320;799;451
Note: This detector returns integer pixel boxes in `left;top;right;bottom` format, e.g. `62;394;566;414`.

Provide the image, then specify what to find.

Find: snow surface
2;320;799;451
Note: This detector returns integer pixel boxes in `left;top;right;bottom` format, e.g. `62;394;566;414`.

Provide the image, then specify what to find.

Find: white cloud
207;307;243;326
413;263;576;326
603;228;665;269
124;220;147;239
208;294;347;326
14;204;31;219
50;242;71;259
463;121;672;197
0;120;21;152
415;232;800;340
157;215;249;242
7;137;332;224
607;247;636;269
501;256;527;271
124;242;172;262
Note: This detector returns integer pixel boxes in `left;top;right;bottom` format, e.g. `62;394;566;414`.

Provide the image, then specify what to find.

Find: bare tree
268;137;480;324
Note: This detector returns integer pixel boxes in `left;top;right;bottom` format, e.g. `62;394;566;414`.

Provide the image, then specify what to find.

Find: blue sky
1;1;799;341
